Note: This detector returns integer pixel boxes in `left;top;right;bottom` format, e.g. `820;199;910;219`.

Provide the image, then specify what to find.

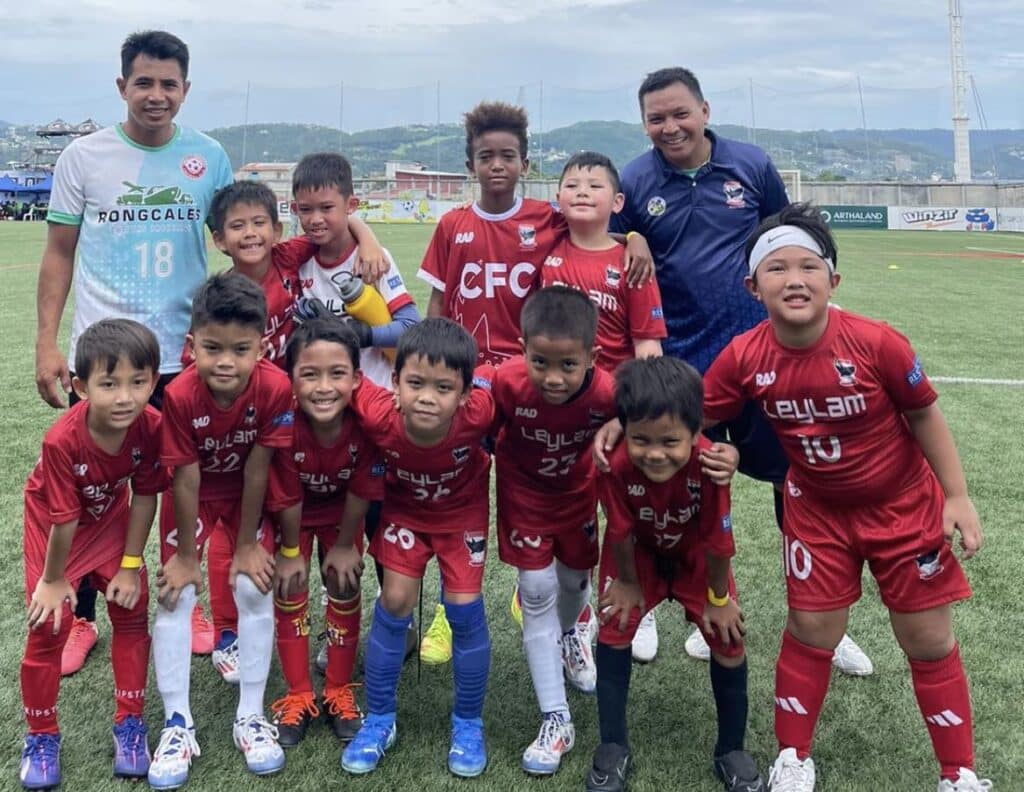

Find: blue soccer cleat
448;715;487;778
113;715;150;778
19;733;61;790
341;713;397;774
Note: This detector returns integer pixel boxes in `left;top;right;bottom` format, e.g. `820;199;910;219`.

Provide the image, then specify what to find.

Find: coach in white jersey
36;30;233;408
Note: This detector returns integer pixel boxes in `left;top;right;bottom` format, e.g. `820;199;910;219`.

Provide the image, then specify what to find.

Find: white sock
555;561;591;635
153;584;196;728
519;564;569;717
234;574;274;721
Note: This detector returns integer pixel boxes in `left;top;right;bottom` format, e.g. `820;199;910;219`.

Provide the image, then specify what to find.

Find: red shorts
596;538;743;659
497;516;598;571
782;472;972;612
23;495;128;587
369;524;487;594
158;492;275;563
25;538;150;609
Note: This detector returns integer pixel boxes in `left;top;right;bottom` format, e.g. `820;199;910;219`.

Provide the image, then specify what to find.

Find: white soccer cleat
767;747;815;791
831;634;873;677
212;638;240;684
631;610;659;663
521;711;575;776
561;628;597;693
232;714;285;776
684;626;712;661
937;767;993;791
147;718;201;790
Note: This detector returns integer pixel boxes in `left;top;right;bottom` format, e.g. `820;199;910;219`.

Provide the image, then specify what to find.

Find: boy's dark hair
745;202;839;275
207;181;279;234
121;31;189;80
285;317;361;374
190;272;267;335
463;102;529;161
75;318;161;381
638;67;704;111
615;356;703;435
520;286;597;349
560;151;621;193
395;318;477;391
292;153;354;198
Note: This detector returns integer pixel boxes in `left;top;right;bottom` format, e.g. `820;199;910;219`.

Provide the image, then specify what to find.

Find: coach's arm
35;223;79;408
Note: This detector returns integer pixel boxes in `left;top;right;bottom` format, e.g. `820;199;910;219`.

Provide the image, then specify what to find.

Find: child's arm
632;339;662;359
28;519;78;633
699;442;740;486
322;493;370;597
158;463;203;610
105;491;157;610
426;287;445;319
348;216;389;282
592;418;623;473
273;503;306;601
598;539;645;632
701;553;745;647
609;231;654;287
230;444;276;593
906;403;982;558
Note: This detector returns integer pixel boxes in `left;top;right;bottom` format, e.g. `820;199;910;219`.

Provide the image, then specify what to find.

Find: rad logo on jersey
518;224;536;249
181;154;207;180
834;358;857;386
647;196;666;217
73;463;88;477
464;532;486;566
723;181;746;208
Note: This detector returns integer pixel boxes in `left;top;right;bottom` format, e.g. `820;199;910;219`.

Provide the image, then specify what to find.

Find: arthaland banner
818;205;888;229
888;207;997;232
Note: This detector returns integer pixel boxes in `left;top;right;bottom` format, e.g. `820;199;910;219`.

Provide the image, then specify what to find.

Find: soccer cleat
232;715;285;776
685;627;712;661
324;683;364;742
147;714;200;791
714;749;765;792
19;733;61;790
561;628;597;693
937;768;994;791
271;692;320;748
831;634;874;677
510;584;523;629
419;604;452;665
212;632;240;684
190;604;214;656
448;715;487;778
631;610;659;663
585;742;631;792
341;713;396;774
112;715;151;778
767;748;815;791
60;617;98;676
521;711;575;776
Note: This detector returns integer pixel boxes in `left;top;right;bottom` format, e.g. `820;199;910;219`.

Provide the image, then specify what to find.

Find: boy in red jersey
586;356;759;792
19;319;163;790
150;273;295;787
340;318;495;779
703;203;988;792
266;318;384;746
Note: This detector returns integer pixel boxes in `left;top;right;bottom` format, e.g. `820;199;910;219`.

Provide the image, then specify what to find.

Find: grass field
1;221;1022;791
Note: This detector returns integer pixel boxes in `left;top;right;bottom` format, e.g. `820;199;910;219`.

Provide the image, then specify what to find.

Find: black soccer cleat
585;742;631;792
713;749;765;792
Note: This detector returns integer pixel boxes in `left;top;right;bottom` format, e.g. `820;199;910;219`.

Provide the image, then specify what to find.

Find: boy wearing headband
703;203;988;792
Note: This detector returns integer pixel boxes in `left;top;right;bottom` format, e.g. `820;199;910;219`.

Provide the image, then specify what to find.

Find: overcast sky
3;0;1022;132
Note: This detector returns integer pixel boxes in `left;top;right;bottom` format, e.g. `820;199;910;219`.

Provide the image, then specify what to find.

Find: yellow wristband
120;555;143;570
625;230;639;241
279;545;301;559
707;587;729;607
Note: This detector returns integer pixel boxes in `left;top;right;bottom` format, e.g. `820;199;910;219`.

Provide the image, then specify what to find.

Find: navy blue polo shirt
612;130;789;373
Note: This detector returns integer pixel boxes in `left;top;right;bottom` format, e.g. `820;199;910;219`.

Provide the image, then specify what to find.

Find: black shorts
704;400;789;484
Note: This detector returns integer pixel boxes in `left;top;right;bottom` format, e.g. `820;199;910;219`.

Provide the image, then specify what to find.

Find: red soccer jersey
252;236;316;367
492;357;614;534
599;436;735;560
417;198;566;365
349;376;494;534
161;359;295;500
541;237;667;374
703;307;938;505
266;408;385;527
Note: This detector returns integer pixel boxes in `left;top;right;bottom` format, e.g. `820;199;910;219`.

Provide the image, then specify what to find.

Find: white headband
748;225;834;277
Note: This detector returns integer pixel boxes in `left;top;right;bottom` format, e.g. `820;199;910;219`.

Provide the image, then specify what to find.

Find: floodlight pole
949;0;972;182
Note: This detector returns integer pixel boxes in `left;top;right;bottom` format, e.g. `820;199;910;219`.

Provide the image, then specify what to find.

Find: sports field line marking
965;246;1024;256
932;376;1024;387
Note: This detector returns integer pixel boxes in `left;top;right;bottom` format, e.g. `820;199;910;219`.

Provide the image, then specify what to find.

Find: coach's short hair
395;318;477;391
292;152;355;198
560;151;621;193
190;272;267;336
121;31;189;79
464;102;529;162
285;317;361;374
208;181;279;233
520;286;597;349
745;202;839;276
75;318;160;381
615;356;703;435
638;67;704;111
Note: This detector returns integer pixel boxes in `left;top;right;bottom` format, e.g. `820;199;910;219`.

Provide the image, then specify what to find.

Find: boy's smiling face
625;413;695;483
556;164;624;227
467;130;527;204
213;202;281;271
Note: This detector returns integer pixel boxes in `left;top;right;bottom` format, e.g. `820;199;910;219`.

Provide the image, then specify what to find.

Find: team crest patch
605;267;622;287
452;445;471;463
294;452;306;463
131;447;143;466
464;533;486;566
787;479;802;498
518;224;536;248
582;520;597;543
915;549;943;580
686;477;701;499
349;444;359;458
646;196;666;217
723;180;746;208
834;359;857;386
181;154;207;180
244;405;257;425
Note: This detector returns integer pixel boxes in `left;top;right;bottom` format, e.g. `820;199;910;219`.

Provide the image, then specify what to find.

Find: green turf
1;222;1022;790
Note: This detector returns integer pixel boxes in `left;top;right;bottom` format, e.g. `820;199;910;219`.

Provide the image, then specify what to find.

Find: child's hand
623;233;654;287
354;241;389;283
156;553;202;610
28;577;76;633
943;494;983;559
274;551;308;601
106;568;143;611
598;579;644;632
230;542;275;594
592;418;623;473
700;442;740;486
702;597;746;647
322;543;365;594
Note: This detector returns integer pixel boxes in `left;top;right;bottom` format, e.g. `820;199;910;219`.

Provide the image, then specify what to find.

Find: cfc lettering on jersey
762;393;866;424
459;261;534;299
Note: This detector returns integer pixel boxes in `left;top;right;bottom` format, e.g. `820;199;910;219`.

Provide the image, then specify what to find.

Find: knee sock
21;605;72;733
325;593;361;691
109;585;151;722
773;487;785;532
774;630;832;758
154;584;197;727
446;597;490;720
74;577;97;622
910;644;975;780
554;562;591;635
518;565;569;717
710;656;749;756
274;590;312;695
364;600;412;717
595;641;631;746
234;574;274;720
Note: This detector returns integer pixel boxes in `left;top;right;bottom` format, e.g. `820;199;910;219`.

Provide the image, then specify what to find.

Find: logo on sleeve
723;181;746;208
271;410;294;427
387;275;402;289
651;306;663;320
834;358;857;387
646;196;666;217
181;154;207;180
518;224;536;249
906;357;924;387
721;514;733;533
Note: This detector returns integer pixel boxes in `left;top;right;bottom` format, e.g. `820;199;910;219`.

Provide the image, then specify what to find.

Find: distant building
384;161;467;199
236;162;297;200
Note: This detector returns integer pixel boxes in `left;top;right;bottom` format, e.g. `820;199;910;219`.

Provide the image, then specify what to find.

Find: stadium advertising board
355;198;461;223
996;207;1024;233
819;205;887;229
888;206;997;232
